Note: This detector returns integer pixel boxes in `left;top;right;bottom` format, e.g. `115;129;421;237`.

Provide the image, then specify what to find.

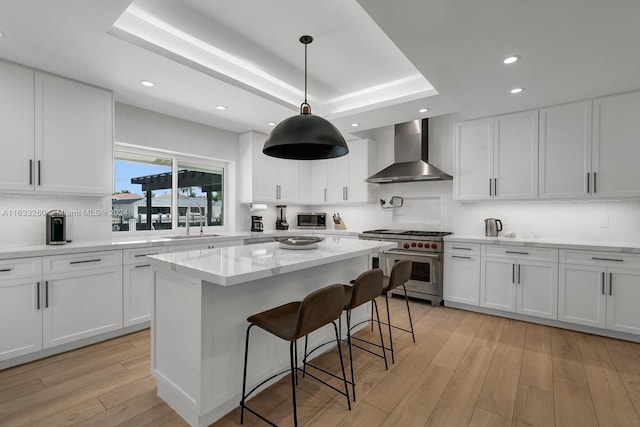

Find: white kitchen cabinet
592;91;640;198
454;110;538;200
123;247;167;327
443;243;480;305
0;257;43;362
539;100;592;198
238;131;299;203
42;251;123;348
559;249;640;334
311;139;376;204
34;73;113;196
480;245;558;320
168;239;243;253
0;61;35;192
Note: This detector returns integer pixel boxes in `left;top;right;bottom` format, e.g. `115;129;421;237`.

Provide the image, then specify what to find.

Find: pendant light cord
304;42;308;104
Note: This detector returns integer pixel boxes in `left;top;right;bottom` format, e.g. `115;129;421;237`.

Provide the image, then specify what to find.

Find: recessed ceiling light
268;122;276;126
503;55;520;64
351;123;360;127
216;105;227;110
140;80;155;87
510;87;524;94
418;108;429;113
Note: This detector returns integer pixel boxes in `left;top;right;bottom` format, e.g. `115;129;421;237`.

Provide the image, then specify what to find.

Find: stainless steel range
358;229;452;305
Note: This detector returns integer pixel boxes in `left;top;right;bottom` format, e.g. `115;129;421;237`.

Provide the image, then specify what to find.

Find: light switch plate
599;216;609;228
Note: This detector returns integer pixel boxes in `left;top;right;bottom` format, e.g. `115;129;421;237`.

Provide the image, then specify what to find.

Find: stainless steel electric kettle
484;218;503;237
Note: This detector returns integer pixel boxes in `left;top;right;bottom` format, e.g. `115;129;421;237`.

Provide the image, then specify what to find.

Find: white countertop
445;234;640;253
0;229;362;260
148;238;395;286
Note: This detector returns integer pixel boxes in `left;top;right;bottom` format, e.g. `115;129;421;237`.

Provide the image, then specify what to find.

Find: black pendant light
263;35;348;160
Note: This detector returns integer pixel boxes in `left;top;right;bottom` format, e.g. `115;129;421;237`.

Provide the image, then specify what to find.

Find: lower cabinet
479;246;558;320
0;276;43;361
443;243;480;305
123;247;168;327
42;266;123;348
559;250;640;334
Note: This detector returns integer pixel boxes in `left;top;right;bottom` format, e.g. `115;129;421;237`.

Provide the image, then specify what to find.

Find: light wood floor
2;297;640;426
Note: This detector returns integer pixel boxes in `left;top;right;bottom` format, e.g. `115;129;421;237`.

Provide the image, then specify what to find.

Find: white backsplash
0;195;112;247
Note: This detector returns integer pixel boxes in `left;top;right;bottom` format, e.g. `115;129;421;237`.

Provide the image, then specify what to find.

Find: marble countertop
445;234;640;253
148;238;395;286
0;229;361;260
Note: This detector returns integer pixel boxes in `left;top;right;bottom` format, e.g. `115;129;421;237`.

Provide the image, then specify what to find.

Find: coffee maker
251;215;264;232
276;205;289;230
46;210;67;245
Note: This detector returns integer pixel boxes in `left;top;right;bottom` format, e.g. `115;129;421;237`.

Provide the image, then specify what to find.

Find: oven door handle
384;250;441;260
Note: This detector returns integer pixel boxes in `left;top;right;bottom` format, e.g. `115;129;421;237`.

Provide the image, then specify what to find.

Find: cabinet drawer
482;245;558;262
123;246;167;265
43;250;122;274
560;249;640;268
445;242;480;256
0;257;42;280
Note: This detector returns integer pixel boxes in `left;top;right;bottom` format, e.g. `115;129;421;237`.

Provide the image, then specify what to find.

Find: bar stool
382;259;414;364
240;284;351;427
341;268;387;401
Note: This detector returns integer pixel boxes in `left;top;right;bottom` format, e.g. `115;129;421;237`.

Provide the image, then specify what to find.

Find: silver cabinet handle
451;255;472;259
37;160;41;185
345;186;348;200
512;264;515;283
29;160;33;185
324;188;327;202
505;251;529;255
517;264;521;284
601;271;605;295
593;172;597;193
36;282;40;310
609;272;613;296
69;259;102;265
489;178;492;196
134;253;158;258
135;264;151;268
0;268;12;272
592;257;623;262
451;247;472;250
586;172;590;194
45;281;49;308
494;178;497;196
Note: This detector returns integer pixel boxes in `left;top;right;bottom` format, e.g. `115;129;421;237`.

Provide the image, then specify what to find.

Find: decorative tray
276;236;324;249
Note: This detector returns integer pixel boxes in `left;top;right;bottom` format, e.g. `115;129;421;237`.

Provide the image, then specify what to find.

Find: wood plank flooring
2;297;640;426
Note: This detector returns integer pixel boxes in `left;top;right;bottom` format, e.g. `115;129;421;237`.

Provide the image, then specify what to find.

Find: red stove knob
403;243;410;249
417;243;424;248
431;243;437;249
411;242;417;247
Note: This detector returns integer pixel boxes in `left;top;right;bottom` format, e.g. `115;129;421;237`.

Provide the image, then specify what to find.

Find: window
112;148;225;233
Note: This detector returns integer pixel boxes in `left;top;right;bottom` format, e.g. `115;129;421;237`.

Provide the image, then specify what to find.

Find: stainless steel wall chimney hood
365;119;453;183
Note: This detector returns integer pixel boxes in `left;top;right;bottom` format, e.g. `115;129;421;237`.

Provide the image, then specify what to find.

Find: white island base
149;239;394;426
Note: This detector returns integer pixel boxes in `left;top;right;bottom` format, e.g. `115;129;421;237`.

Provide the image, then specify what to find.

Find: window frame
113;142;233;235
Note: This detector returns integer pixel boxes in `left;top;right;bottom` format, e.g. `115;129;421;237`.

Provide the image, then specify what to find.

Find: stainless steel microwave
297;212;326;229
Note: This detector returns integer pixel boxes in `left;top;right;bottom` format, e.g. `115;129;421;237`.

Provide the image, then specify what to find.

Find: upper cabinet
454;110;538;200
310;138;376;204
539;100;592;198
34;73;113;196
592;91;640;198
238;131;300;203
0;62;35;192
540;92;640;199
0;61;113;196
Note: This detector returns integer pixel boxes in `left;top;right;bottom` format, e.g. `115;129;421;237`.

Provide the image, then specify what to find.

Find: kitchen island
147;238;395;427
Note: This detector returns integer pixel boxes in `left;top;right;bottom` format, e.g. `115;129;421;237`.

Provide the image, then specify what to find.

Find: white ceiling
0;0;639;138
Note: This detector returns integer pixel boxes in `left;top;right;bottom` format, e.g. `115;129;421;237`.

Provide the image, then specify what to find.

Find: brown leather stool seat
240;284;351;427
341;268;388;401
380;259;415;363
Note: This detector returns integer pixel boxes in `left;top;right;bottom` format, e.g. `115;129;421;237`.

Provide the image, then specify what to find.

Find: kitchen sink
167;234;221;239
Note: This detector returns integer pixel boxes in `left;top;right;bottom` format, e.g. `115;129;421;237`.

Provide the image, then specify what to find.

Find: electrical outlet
599;216;609;228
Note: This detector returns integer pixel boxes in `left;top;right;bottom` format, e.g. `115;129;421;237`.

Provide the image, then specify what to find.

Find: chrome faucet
185;202;204;237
